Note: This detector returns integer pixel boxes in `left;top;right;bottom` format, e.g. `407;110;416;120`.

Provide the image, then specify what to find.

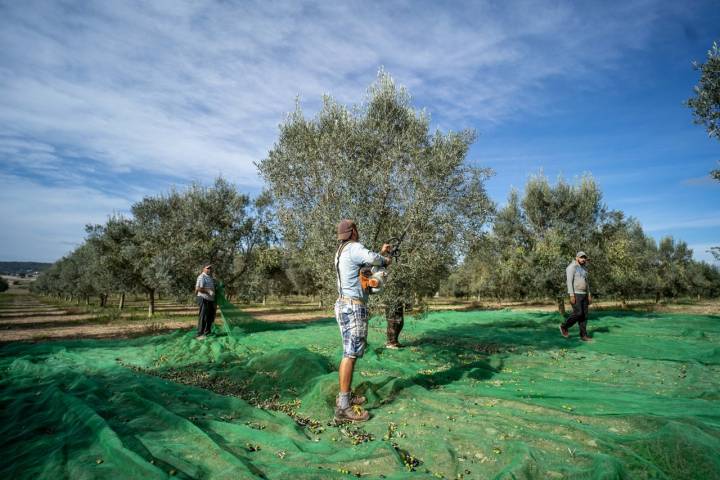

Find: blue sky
0;0;718;263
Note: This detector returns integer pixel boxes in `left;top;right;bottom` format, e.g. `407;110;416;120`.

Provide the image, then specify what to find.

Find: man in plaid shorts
334;219;392;423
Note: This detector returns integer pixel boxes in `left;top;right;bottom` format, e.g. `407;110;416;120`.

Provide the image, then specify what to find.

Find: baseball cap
337;219;356;241
576;251;588;258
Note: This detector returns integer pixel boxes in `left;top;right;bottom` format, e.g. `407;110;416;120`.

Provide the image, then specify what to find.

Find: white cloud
0;173;141;261
682;175;720;186
0;0;676;185
644;216;720;232
1;0;703;261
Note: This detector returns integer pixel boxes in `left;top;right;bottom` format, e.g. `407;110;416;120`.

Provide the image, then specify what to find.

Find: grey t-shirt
196;272;215;301
566;261;589;295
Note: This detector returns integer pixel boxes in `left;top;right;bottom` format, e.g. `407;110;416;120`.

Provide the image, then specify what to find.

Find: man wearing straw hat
334;219;392;422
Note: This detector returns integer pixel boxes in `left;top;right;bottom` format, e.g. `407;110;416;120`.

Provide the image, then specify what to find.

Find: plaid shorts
335;300;369;358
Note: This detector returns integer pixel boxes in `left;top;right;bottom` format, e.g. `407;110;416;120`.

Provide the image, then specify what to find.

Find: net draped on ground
1;307;719;479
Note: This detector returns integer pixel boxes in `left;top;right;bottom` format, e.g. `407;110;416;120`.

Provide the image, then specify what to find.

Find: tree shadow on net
368;316;598;405
217;302;335;334
212;318;335;338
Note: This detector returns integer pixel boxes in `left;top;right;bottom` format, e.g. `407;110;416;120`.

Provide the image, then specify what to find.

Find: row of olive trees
31;71;719;317
444;175;720;312
30;179;299;315
257;70;719;320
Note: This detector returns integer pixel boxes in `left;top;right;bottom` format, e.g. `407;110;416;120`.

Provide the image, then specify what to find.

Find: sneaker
580;336;593;342
335;394;367;408
333;405;370;424
385;343;402;350
196;335;206;340
559;325;569;338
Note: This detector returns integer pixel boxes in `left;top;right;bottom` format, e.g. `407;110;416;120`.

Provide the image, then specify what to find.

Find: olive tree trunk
147;289;155;317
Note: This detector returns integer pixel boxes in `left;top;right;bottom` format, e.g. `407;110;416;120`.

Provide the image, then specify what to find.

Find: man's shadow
360;314;600;405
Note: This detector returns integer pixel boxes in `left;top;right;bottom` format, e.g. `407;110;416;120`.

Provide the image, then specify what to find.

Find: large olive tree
258;72;494;316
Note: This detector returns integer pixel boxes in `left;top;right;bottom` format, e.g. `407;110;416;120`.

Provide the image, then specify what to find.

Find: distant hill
0;262;53;276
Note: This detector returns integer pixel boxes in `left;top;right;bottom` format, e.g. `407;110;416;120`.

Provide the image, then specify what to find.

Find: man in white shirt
195;264;216;340
334;219;392;423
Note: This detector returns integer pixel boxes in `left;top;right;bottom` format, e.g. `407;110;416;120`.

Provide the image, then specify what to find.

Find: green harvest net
1;307;719;479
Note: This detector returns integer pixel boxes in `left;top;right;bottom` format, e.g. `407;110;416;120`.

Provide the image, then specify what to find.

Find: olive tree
421;173;720;308
593;212;655;307
521;175;604;313
236;246;294;303
258;72;494;317
688;41;720;180
85;216;146;309
225;190;280;300
452;235;501;301
688;42;720;258
131;178;257;315
452;191;533;302
485;190;534;300
655;237;693;301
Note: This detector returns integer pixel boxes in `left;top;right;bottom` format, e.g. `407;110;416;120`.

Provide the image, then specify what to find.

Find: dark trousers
562;293;589;337
386;305;404;345
197;298;216;335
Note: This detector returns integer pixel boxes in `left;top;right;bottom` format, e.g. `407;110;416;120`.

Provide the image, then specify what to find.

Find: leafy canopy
258;71;494;305
687;41;720;180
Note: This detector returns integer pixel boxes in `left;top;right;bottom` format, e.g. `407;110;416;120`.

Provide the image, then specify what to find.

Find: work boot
385;343;403;350
336;394;367;407
333;405;370;424
559;325;569;338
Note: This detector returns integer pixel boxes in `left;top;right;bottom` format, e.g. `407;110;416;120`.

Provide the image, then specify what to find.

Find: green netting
1;308;719;479
215;284;252;338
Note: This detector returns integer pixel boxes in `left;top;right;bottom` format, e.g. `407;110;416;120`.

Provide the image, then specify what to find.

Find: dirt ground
1;275;717;343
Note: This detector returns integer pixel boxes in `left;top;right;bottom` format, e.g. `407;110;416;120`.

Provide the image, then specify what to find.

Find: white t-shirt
196;272;215;301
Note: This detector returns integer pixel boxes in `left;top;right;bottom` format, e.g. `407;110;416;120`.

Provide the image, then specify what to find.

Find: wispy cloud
0;173;140;261
644;216;720;232
682;174;720;186
0;0;674;186
611;194;667;206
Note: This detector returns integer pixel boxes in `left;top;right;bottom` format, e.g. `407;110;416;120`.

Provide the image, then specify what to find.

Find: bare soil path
0;278;198;342
1;275;717;343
